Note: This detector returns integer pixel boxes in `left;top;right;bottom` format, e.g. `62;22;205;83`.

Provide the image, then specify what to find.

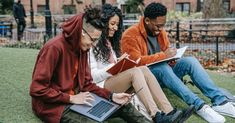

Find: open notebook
147;46;188;66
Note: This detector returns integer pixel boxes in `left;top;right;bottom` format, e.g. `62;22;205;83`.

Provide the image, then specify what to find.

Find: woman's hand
69;92;95;106
112;93;131;105
117;53;129;62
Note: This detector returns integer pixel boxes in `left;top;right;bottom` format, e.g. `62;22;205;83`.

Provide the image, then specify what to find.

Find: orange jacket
121;17;170;65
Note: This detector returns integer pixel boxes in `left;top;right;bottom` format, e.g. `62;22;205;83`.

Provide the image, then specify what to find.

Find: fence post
54;23;57;36
216;36;219;66
10;22;13;39
176;21;180;48
189;20;192;41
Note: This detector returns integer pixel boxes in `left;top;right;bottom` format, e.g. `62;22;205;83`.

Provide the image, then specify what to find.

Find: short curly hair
144;2;167;19
84;5;105;30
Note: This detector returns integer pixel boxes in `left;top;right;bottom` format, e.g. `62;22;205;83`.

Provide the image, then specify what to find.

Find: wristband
108;93;113;102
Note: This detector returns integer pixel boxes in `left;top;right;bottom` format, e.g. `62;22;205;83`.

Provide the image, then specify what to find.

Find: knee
139;66;153;75
128;67;142;76
149;62;171;72
180;57;200;66
148;63;173;77
139;66;150;72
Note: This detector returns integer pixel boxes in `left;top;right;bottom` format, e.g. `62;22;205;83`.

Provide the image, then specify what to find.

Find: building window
121;4;127;14
37;5;46;14
223;0;230;11
63;5;77;14
176;3;190;14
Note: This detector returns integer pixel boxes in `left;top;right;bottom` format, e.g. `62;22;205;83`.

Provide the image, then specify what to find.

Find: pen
131;87;143;97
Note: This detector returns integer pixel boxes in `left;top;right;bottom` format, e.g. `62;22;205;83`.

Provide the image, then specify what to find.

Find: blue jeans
148;56;226;110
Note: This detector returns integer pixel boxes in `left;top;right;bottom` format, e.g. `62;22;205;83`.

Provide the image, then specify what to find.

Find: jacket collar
138;17;148;42
137;16;169;51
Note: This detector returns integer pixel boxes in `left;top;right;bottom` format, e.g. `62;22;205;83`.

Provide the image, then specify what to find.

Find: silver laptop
70;93;120;122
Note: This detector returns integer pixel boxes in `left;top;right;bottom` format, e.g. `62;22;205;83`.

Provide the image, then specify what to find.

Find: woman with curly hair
90;4;194;123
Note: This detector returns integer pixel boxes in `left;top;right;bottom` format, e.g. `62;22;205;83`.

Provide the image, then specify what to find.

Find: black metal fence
0;22;13;38
166;18;235;66
1;17;235;66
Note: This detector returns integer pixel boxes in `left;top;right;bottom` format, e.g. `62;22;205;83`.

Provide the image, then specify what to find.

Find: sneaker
212;102;235;118
153;110;183;123
232;102;235;106
178;105;195;123
196;105;225;123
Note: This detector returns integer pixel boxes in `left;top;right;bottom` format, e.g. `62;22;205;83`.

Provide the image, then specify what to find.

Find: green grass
0;47;41;123
0;47;235;123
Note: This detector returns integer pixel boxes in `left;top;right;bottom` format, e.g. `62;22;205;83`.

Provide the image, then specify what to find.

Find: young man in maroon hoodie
29;6;151;123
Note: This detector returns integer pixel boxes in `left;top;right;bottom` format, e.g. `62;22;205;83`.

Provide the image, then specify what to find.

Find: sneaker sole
177;105;195;123
213;110;235;118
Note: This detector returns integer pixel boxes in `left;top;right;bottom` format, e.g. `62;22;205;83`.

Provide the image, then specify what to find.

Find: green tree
196;0;201;12
0;0;14;14
0;2;2;14
202;0;226;18
125;0;145;15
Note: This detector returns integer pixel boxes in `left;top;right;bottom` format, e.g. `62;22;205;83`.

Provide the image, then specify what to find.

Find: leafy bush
3;41;43;49
227;29;235;39
167;11;203;21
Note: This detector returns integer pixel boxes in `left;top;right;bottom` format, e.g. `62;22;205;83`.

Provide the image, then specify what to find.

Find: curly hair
92;4;123;63
84;5;105;30
144;2;167;19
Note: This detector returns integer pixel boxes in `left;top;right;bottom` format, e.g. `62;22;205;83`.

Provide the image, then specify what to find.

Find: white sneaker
212;102;235;118
196;105;225;123
232;102;235;106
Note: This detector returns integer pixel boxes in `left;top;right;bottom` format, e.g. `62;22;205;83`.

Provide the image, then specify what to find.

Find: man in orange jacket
121;2;235;123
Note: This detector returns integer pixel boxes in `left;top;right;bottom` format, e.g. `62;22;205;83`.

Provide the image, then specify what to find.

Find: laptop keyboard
87;100;114;118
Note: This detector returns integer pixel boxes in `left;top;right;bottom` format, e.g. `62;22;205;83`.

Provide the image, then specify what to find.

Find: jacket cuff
158;52;167;59
62;93;71;103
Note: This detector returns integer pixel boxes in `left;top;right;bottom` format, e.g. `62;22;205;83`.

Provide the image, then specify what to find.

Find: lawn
0;47;235;123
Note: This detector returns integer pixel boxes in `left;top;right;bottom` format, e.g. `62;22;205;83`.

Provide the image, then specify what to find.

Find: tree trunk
102;0;106;5
203;0;226;18
196;0;201;12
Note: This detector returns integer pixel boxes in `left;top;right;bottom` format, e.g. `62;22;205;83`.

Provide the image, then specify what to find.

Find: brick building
21;0;117;15
20;0;233;15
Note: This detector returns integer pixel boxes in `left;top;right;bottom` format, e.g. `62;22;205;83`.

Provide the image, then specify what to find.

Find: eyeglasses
82;28;95;42
82;28;99;47
149;21;165;30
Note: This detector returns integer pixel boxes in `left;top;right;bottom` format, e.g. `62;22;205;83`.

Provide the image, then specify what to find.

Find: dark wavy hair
84;5;105;30
144;2;167;19
92;4;123;63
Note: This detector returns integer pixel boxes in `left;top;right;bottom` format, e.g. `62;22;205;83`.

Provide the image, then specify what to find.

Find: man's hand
164;47;177;58
69;92;95;106
168;60;177;67
112;93;131;105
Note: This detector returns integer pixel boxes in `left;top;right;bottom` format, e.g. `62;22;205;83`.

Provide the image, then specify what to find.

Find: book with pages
106;53;140;75
147;46;188;66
